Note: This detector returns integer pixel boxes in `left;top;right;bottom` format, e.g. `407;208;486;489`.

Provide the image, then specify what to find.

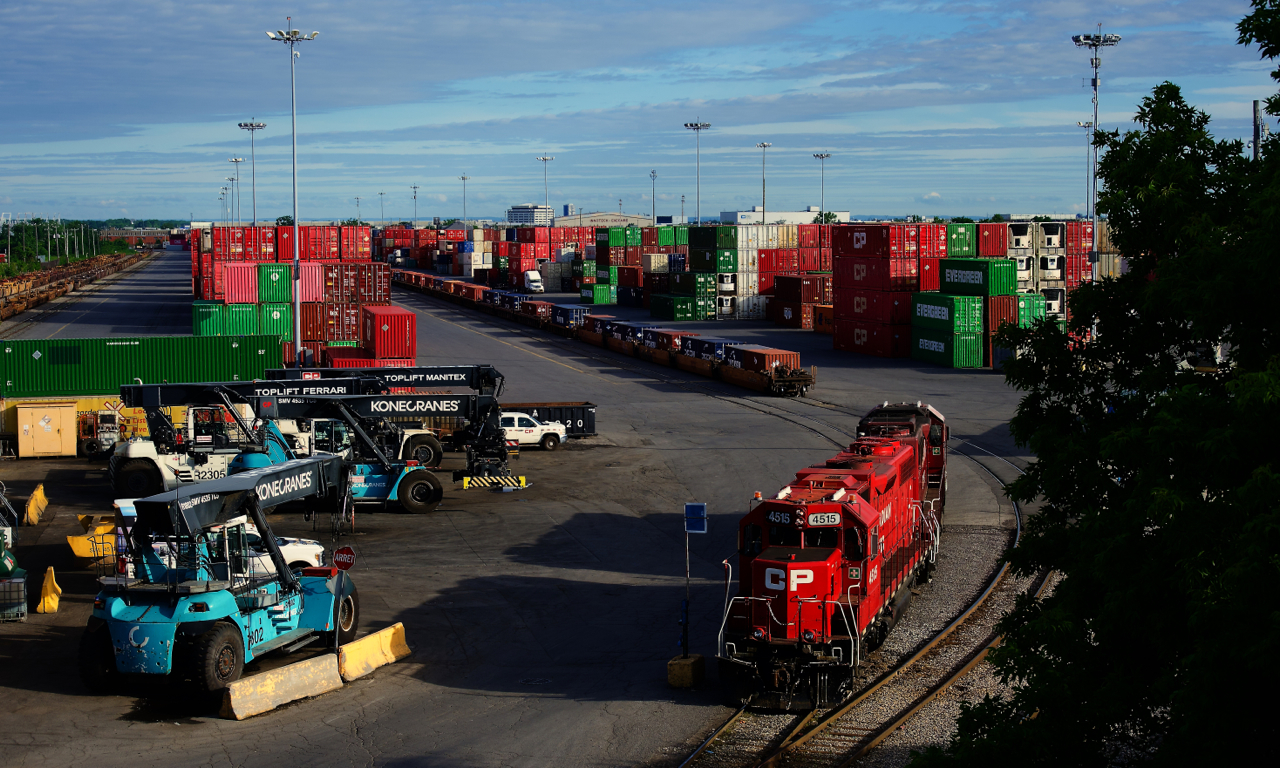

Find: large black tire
539;433;560;451
333;585;360;647
78;623;117;693
80;438;103;458
398;470;443;514
116;458;163;498
402;434;444;467
188;621;244;693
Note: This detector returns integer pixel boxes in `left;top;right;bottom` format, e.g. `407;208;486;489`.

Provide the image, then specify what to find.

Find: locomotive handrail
795;595;859;669
717;596;793;657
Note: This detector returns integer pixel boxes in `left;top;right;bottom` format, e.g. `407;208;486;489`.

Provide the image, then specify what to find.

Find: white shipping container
736;270;760;297
743;225;761;249
762;225;779;249
780;225;799;248
461;264;474;277
734;295;767;320
643;253;668;273
738;247;759;272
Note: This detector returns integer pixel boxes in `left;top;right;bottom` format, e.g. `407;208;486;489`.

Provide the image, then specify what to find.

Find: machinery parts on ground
717;402;947;710
79;456;358;695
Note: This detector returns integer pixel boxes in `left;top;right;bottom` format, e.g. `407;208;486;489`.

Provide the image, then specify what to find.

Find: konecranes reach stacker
80;456;359;694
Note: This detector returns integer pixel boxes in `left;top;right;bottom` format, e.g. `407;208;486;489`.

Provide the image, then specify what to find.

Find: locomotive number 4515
766;511;791;524
807;512;840;527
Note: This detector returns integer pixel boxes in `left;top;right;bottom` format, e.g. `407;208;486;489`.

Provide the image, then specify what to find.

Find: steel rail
677;704;749;768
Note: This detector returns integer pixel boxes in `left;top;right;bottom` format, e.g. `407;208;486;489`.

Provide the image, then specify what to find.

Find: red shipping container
833;288;911;324
773;302;815;330
281;340;325;368
641;227;658;247
521;300;554;319
977;223;1009;257
739;348;802;374
298;303;325;341
340;226;373;260
774;275;823;304
832;257;918;292
757;272;777;295
917;223;948;258
1065;221;1094;253
362;305;417;359
223;263;258;303
919;258;941;292
819;225;833;248
617;266;643;288
648;329;699;351
819;248;833;272
276;226;296;262
985;295;1017;334
301;225;340;260
323;303;362;341
798;248;820;272
323;346;372;367
833;319;910;357
798;224;819;248
831;225;886;257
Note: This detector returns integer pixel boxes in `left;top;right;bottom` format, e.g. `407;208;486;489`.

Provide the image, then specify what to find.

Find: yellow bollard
25;484;48;526
36;567;61;614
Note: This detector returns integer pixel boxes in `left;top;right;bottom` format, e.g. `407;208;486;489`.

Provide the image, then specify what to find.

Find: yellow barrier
24;484;48;526
220;654;345;720
337;622;411;682
68;514;117;559
37;567;61;614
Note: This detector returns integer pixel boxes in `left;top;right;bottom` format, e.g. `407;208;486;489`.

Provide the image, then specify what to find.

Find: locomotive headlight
803;630;815;643
752;628;766;641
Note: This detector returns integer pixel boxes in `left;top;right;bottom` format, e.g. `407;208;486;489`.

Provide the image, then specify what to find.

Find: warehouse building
720;206;850;225
506;204;553;226
551;211;655;228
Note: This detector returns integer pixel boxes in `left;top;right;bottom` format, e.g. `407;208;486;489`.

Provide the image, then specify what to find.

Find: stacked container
907;258;1017;368
831;224;918;356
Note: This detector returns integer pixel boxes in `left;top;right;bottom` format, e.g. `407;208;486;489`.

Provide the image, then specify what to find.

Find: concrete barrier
220;654;345;720
24;484;47;526
338;622;411;682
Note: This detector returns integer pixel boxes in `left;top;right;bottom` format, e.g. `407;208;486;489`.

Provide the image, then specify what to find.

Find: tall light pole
378;191;386;227
220;187;229;225
229;159;244;225
354;196;362;224
681;194;685;223
459;175;470;224
813;153;831;223
226;177;238;226
1073;25;1120;281
684;121;710;223
1076;122;1093;219
536;155;554;225
411;184;420;229
238;121;266;225
266;19;319;367
650;170;657;224
756;142;771;224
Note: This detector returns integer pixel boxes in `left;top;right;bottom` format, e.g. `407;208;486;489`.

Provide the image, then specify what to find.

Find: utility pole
354;196;362;224
1073;24;1121;282
459;175;470;224
537;155;555;224
378;191;386;227
411;184;420;229
1077;122;1093;218
684;121;711;223
813;154;831;223
756;142;771;224
1254;100;1263;162
238;121;266;225
650;170;657;224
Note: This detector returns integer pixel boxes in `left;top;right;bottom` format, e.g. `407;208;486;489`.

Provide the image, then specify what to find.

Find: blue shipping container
618;286;644;307
684;336;741;361
459;241;475;253
668;254;687;273
551;305;587;328
607;321;662;343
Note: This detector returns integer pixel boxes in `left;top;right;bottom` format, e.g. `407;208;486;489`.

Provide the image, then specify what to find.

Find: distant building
656;215;688;225
506;204;553;226
551;211;655;228
563;204;576;217
720;206;850;225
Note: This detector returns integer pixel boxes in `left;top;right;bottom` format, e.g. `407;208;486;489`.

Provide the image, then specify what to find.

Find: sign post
332;546;356;651
682;503;707;660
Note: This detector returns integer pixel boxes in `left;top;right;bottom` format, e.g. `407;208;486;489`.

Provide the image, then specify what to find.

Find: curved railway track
392;286;1043;767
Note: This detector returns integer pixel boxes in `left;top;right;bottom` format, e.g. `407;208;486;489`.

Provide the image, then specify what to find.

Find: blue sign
684;502;707;534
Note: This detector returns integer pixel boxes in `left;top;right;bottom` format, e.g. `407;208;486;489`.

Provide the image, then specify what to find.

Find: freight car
717;402;946;709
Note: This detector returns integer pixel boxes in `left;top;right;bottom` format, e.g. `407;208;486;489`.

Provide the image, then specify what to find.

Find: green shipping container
671;271;717;297
259;303;293;339
607;227;627;247
257;264;292;303
674;226;689;246
326;340;360;347
192;301;224;336
946;223;977;257
0;335;285;398
579;284;618;305
649;294;697;322
715;226;738;249
1016;293;1047;328
939;258;1017;297
595;228;610;246
625;227;641;247
696;296;716;320
911;294;984;333
911;329;983;369
596;266;619;284
715;249;738;272
224;304;259;335
497;256;509;270
657;227;675;247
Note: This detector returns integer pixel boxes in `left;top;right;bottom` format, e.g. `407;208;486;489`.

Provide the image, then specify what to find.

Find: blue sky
0;0;1270;222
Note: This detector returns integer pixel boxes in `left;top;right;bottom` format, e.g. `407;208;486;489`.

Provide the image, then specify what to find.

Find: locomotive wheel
399;470;443;514
403;434;444;467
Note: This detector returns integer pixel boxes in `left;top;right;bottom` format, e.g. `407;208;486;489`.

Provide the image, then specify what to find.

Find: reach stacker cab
79;456;358;694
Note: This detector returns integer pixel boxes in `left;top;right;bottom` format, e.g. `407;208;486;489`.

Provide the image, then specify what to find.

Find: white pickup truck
500;412;566;451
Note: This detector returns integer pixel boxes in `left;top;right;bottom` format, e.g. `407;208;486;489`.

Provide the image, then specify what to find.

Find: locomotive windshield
803;528;839;548
768;525;801;547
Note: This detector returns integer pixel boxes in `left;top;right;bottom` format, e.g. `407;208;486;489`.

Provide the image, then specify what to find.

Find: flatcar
718;402;947;709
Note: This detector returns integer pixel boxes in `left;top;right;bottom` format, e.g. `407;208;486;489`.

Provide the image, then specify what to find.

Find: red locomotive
718;402;948;709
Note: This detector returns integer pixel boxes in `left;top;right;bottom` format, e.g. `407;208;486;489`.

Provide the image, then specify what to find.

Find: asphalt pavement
0;248;1029;767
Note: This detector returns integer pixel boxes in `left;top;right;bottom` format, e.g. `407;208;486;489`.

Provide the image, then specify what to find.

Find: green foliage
1030;215;1053;222
811;211;839;224
275;215;294;226
340;218;361;226
912;80;1277;767
950;216;975;223
990;213;1004;222
439;219;458;229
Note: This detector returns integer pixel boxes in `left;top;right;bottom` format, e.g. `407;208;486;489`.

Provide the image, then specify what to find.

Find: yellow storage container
16;402;78;457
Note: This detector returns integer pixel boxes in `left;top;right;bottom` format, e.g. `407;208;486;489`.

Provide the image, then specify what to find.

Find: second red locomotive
718;402;948;709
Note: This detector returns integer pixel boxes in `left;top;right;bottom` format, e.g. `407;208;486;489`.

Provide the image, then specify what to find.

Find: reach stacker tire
402;434;444;468
78;622;117;693
116;458;163;498
328;586;360;647
187;621;244;693
399;470;443;514
540;434;560;451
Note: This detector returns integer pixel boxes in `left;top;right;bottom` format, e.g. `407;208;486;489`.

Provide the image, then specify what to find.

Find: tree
340;217;361;226
950;216;974;223
912;14;1279;766
275;215;294;226
811;211;838;224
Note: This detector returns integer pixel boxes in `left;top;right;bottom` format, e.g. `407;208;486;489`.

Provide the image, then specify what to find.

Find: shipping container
670;271;717;296
649;294;697;322
580;284;618;305
257;263;292;303
911;328;983;368
223;263;259;303
224;303;260;335
1016;292;1048;327
300;302;326;341
945;223;977;257
833;320;910;357
977;223;1009;257
683;336;739;361
361;305;416;359
984;294;1017;335
725;345;801;373
774;274;825;305
641;327;699;351
813;304;835;334
551;304;587;328
772;302;814;330
192;301;224;336
502;402;597;437
258;303;293;339
919;258;941;292
939;258;1017;297
298;262;325;303
911;294;984;333
834;289;913;325
832;257;918;292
